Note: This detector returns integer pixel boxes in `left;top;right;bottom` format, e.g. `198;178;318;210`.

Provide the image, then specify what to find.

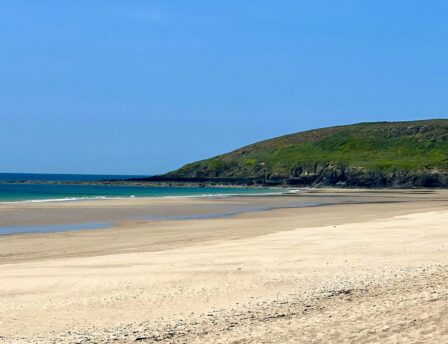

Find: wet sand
1;189;448;343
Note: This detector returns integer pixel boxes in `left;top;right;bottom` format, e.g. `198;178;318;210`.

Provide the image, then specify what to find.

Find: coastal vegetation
152;119;448;187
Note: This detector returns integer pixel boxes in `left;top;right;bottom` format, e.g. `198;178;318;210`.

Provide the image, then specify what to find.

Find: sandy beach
1;189;448;343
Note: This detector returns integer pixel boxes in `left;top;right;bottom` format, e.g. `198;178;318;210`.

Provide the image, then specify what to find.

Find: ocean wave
1;189;296;203
2;196;123;204
160;191;292;199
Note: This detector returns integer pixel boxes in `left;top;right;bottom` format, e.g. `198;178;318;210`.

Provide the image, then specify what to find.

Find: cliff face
281;164;448;187
151;119;448;187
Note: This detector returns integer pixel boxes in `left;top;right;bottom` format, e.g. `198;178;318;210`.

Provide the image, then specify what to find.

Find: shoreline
3;178;448;189
1;189;447;264
0;184;289;204
0;190;290;204
1;188;445;235
1;190;448;342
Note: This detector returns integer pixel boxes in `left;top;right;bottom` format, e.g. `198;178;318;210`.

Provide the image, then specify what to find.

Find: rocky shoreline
0;179;259;188
4;166;448;189
137;166;448;188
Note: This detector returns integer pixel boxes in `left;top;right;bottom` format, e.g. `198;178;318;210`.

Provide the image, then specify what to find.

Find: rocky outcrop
285;164;448;188
147;120;448;188
146;165;448;188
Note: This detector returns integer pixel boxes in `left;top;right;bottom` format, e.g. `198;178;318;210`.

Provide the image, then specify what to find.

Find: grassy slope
166;119;448;179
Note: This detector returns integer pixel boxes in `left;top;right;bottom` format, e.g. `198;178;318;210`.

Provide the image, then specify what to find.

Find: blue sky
1;1;447;175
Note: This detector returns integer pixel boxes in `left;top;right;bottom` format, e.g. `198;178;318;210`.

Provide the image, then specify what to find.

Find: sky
1;1;448;175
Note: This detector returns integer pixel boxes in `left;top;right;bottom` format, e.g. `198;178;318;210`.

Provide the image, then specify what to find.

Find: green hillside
157;119;448;187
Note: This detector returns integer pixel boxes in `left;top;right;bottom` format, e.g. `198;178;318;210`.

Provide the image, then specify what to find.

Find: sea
0;173;283;203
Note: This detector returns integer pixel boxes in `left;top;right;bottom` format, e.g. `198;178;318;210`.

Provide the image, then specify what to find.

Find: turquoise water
0;173;283;202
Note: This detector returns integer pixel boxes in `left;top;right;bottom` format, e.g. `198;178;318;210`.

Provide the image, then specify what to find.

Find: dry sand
0;189;448;343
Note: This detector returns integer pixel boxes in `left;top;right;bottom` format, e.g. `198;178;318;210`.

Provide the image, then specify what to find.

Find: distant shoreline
0;181;287;204
0;179;266;188
1;178;446;189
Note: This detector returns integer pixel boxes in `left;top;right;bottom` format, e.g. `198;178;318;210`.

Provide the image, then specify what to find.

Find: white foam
1;189;293;203
3;196;121;204
160;191;287;199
